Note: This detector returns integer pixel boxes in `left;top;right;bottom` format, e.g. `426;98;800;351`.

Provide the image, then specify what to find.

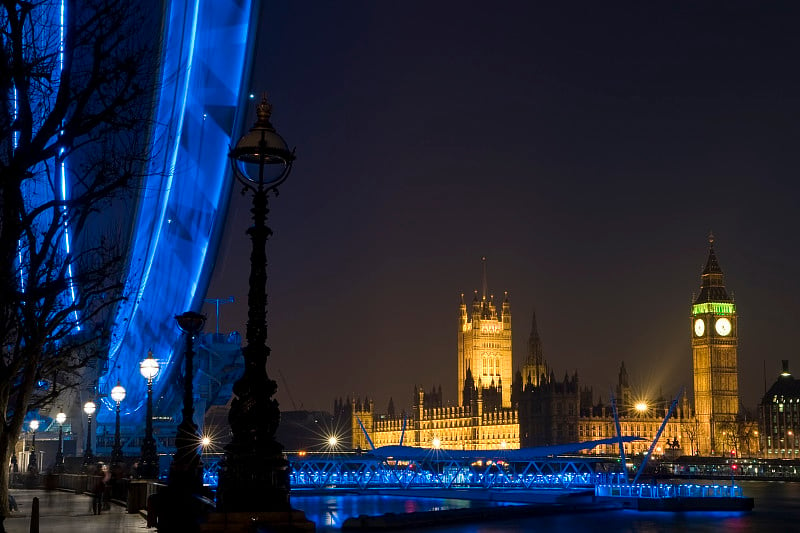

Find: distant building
342;241;754;458
690;233;740;455
458;256;513;409
760;360;800;458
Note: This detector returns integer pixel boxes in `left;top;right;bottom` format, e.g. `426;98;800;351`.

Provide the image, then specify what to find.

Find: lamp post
54;411;66;472
139;350;160;479
83;400;96;465
172;311;206;485
111;382;127;464
217;95;295;513
28;420;39;474
153;313;207;533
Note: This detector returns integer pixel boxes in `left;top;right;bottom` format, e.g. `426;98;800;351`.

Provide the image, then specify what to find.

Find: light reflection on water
289;481;800;532
290;493;516;531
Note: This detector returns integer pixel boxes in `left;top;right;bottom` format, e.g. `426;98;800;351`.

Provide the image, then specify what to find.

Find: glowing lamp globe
84;401;96;416
111;382;127;404
56;412;66;425
29;420;39;431
140;351;160;381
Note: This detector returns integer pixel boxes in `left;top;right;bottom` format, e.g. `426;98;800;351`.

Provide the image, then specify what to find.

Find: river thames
291;480;800;532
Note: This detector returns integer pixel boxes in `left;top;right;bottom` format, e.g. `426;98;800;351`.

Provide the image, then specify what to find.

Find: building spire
481;256;488;301
618;361;629;387
521;309;548;387
528;311;543;365
702;231;723;276
695;232;730;303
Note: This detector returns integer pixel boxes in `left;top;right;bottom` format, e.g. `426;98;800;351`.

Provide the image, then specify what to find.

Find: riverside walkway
3;489;148;533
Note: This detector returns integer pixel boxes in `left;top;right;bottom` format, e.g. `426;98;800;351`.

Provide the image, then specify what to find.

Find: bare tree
735;406;761;458
681;419;698;456
0;0;154;525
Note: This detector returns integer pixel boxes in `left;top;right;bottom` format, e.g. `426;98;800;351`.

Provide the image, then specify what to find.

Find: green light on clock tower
691;233;739;456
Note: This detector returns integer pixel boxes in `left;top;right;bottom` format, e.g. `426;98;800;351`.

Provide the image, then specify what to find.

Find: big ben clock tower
691;233;739;456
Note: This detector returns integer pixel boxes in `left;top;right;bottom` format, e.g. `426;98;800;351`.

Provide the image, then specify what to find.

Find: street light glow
111;382;127;403
139;350;160;381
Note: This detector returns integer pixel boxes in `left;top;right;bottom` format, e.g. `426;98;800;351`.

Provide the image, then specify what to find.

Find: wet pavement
4;489;149;533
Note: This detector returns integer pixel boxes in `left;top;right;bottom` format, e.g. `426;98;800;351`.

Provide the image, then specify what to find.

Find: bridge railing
595;482;744;498
288;453;602;491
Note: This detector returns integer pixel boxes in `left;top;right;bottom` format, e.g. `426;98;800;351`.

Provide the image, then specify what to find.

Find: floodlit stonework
339;244;754;458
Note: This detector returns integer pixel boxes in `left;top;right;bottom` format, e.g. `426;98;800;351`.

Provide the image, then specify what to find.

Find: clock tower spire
691;233;739;456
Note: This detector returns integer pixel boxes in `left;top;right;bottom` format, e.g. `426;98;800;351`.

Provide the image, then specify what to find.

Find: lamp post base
206;451;315;531
150;462;210;533
216;452;290;512
199;510;315;533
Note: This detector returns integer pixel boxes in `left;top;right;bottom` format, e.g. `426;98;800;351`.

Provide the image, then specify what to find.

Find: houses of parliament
336;238;768;458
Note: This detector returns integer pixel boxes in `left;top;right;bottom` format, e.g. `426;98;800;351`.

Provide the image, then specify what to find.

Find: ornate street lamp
54;411;66;472
28;420;39;474
139;350;160;479
217;95;295;512
111;382;127;464
83;400;96;464
172;311;206;486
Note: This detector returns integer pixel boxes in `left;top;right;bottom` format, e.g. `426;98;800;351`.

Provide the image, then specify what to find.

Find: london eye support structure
2;0;264;444
97;0;263;431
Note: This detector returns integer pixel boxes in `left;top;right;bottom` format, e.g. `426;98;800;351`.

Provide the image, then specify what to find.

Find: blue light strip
12;1;70;306
136;0;199;305
12;82;24;292
98;0;256;425
57;0;79;330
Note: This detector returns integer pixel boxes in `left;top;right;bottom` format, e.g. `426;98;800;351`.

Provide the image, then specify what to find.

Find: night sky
204;2;800;417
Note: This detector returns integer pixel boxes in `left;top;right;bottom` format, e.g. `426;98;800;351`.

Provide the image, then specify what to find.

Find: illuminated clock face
715;317;732;336
694;318;705;337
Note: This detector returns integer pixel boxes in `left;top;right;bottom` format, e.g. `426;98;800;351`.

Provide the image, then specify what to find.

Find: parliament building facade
338;239;760;457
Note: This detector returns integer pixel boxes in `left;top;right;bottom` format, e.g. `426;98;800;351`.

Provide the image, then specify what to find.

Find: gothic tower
521;311;549;387
458;257;513;408
691;233;739;455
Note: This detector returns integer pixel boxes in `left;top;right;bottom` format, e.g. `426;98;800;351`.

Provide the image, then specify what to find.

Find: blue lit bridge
288;451;607;491
198;439;751;514
202;440;635;491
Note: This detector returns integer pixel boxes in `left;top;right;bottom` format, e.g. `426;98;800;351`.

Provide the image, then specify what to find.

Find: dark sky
205;1;800;416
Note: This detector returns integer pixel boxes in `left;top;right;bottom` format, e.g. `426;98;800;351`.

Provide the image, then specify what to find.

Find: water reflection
290;493;516;531
289;482;800;532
